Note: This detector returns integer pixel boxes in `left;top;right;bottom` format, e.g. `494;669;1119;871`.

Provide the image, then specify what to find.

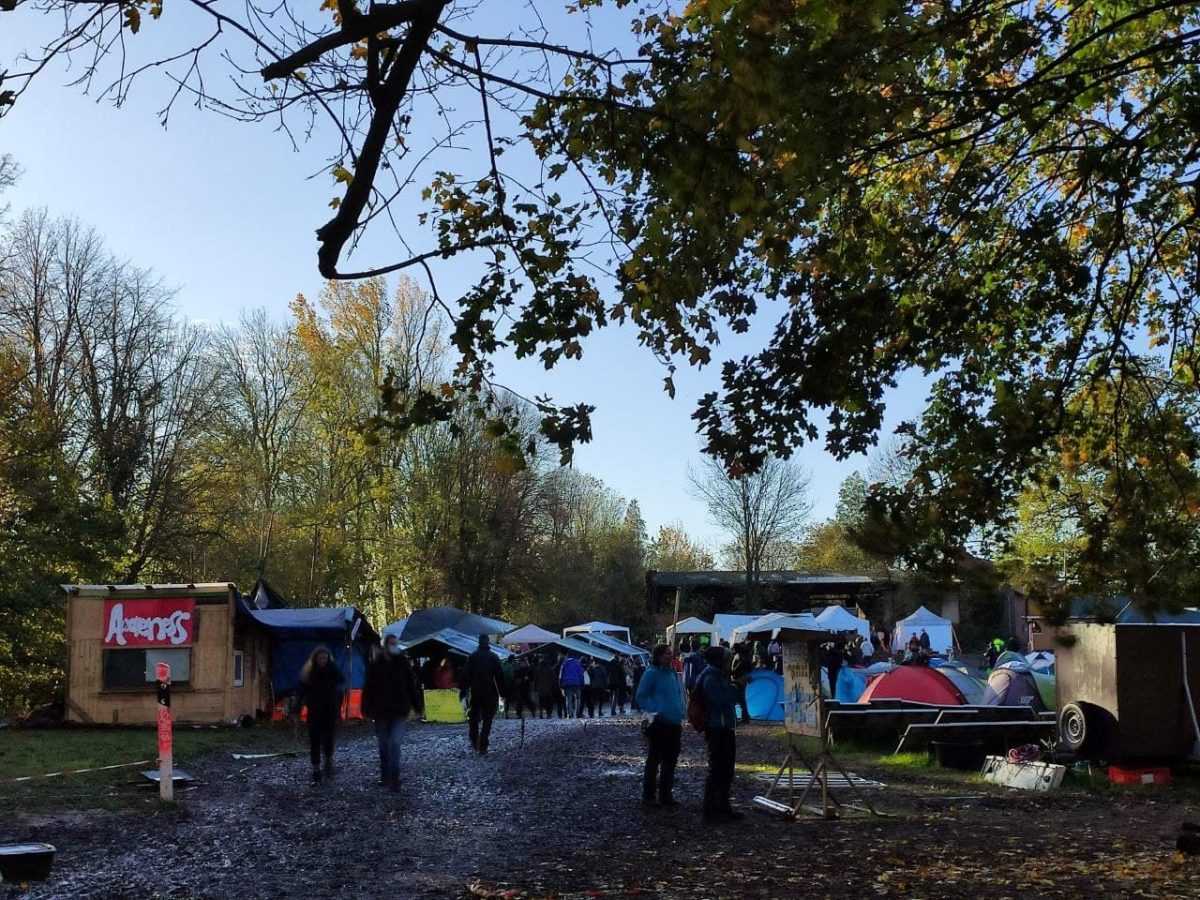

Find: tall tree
647;523;714;573
688;456;812;606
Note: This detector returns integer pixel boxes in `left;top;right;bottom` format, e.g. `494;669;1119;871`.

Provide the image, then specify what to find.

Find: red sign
102;598;195;648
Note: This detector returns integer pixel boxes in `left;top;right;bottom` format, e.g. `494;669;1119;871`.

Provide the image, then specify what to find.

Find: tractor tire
1059;700;1116;758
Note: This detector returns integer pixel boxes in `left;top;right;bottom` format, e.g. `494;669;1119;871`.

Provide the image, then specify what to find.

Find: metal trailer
1056;623;1200;760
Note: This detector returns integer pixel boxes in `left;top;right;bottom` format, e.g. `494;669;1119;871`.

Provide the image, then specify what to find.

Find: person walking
511;654;535;719
682;639;705;698
362;634;424;792
586;658;609;717
460;635;506;754
534;655;558;718
299;645;344;785
560;654;585;718
731;642;754;724
636;644;685;808
696;645;744;822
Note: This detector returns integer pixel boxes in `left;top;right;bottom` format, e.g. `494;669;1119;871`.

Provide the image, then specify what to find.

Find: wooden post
670;587;683;653
156;662;173;802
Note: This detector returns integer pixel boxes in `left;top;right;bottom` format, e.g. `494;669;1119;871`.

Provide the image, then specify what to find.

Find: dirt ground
5;716;1200;898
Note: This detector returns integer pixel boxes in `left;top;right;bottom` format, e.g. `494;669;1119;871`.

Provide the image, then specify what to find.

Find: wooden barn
62;583;272;725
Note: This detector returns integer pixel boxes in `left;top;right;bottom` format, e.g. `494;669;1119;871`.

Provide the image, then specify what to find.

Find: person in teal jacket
696;645;744;821
636;644;686;807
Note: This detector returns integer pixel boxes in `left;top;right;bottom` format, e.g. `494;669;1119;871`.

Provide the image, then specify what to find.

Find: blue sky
1;6;929;553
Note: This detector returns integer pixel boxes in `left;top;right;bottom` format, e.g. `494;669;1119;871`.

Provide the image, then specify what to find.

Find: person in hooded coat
299;645;344;785
459;634;506;754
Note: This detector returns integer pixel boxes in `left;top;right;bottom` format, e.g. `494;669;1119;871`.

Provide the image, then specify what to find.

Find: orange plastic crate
1107;765;1171;786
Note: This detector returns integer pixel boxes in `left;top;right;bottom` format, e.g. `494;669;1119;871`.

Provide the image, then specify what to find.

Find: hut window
232;650;245;687
102;648;192;688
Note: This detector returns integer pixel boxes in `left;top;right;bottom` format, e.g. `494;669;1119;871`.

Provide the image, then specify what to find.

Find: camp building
62;583;272;726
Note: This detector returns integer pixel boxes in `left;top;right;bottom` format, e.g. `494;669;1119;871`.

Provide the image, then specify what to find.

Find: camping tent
858;666;968;705
712;614;761;645
666;617;714;644
563;621;633;644
932;664;986;705
892;605;958;655
745;670;786;721
500;624;559;646
815;605;873;643
982;665;1046;711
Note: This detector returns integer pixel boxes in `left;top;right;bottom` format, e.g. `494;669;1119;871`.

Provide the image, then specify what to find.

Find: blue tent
745;669;786;721
836;667;869;703
241;603;377;694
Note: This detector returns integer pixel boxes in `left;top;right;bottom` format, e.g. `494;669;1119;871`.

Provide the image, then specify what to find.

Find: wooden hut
62;583;272;725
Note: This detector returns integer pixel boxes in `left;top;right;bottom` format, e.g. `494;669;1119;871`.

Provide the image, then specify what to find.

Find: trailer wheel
1059;701;1115;757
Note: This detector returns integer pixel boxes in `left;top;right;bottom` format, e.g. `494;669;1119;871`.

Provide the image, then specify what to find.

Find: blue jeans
563;686;581;718
375;715;408;782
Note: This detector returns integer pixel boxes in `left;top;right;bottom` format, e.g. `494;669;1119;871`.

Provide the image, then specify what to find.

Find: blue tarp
398;627;514;659
240;604;377;694
572;631;649;660
836;667;868;703
745;670;785;721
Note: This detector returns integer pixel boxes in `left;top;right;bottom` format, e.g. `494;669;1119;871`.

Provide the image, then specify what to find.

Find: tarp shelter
666;617;714;643
712;614;761;645
573;630;649;661
815;605;873;643
241;604;378;696
982;665;1046;712
893;605;958;656
858;666;967;705
398;627;514;660
523;636;615;662
563;621;633;644
389;607;514;643
499;624;559;646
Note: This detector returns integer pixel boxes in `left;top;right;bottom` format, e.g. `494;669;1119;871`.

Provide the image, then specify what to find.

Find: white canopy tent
815;605;872;643
666;616;714;644
712;614;761;645
562;620;633;645
892;605;959;655
500;624;559;646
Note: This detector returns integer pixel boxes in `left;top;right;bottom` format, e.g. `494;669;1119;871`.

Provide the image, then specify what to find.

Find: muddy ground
5;716;1200;898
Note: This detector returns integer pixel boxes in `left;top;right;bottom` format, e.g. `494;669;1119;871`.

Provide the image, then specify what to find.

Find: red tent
858;666;966;705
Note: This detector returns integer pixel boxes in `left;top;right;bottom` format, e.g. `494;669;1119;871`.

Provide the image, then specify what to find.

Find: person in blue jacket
636;643;686;807
696;645;744;822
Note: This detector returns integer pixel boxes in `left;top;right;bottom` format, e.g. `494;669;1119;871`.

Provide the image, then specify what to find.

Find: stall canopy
735;612;826;643
523;636;616;662
892;605;958;655
666;617;714;643
386;607;514;643
815;605;873;643
712;614;761;645
241;603;378;694
562;621;633;644
573;630;649;661
500;624;559;646
398;626;513;660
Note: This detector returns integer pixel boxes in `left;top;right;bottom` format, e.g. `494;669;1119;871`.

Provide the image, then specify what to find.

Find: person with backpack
691;645;744;822
636;644;685;808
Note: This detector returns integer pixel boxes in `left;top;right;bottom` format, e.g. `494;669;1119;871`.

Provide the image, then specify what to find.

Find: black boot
322;759;335;781
311;767;322;786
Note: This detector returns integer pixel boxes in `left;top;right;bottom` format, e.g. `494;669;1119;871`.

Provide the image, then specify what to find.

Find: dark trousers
643;721;682;802
512;686;534;718
307;714;335;767
736;681;750;723
538;693;555;718
468;701;497;752
704;727;737;816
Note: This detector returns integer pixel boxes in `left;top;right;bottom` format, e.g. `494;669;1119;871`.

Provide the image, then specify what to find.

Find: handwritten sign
156;662;173;801
103;598;195;648
782;640;821;736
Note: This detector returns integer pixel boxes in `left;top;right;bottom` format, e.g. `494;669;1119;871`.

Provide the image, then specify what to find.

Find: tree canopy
7;1;1200;604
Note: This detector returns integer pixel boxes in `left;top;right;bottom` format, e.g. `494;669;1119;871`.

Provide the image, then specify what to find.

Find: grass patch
0;724;304;812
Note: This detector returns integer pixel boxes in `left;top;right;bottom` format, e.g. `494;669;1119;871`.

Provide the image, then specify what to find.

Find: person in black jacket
362;634;424;792
300;645;345;785
459;635;506;754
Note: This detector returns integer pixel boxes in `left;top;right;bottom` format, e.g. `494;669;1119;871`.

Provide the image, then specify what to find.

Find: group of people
296;632;747;821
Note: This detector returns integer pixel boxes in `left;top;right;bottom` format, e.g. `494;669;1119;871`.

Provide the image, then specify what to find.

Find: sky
0;4;929;554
